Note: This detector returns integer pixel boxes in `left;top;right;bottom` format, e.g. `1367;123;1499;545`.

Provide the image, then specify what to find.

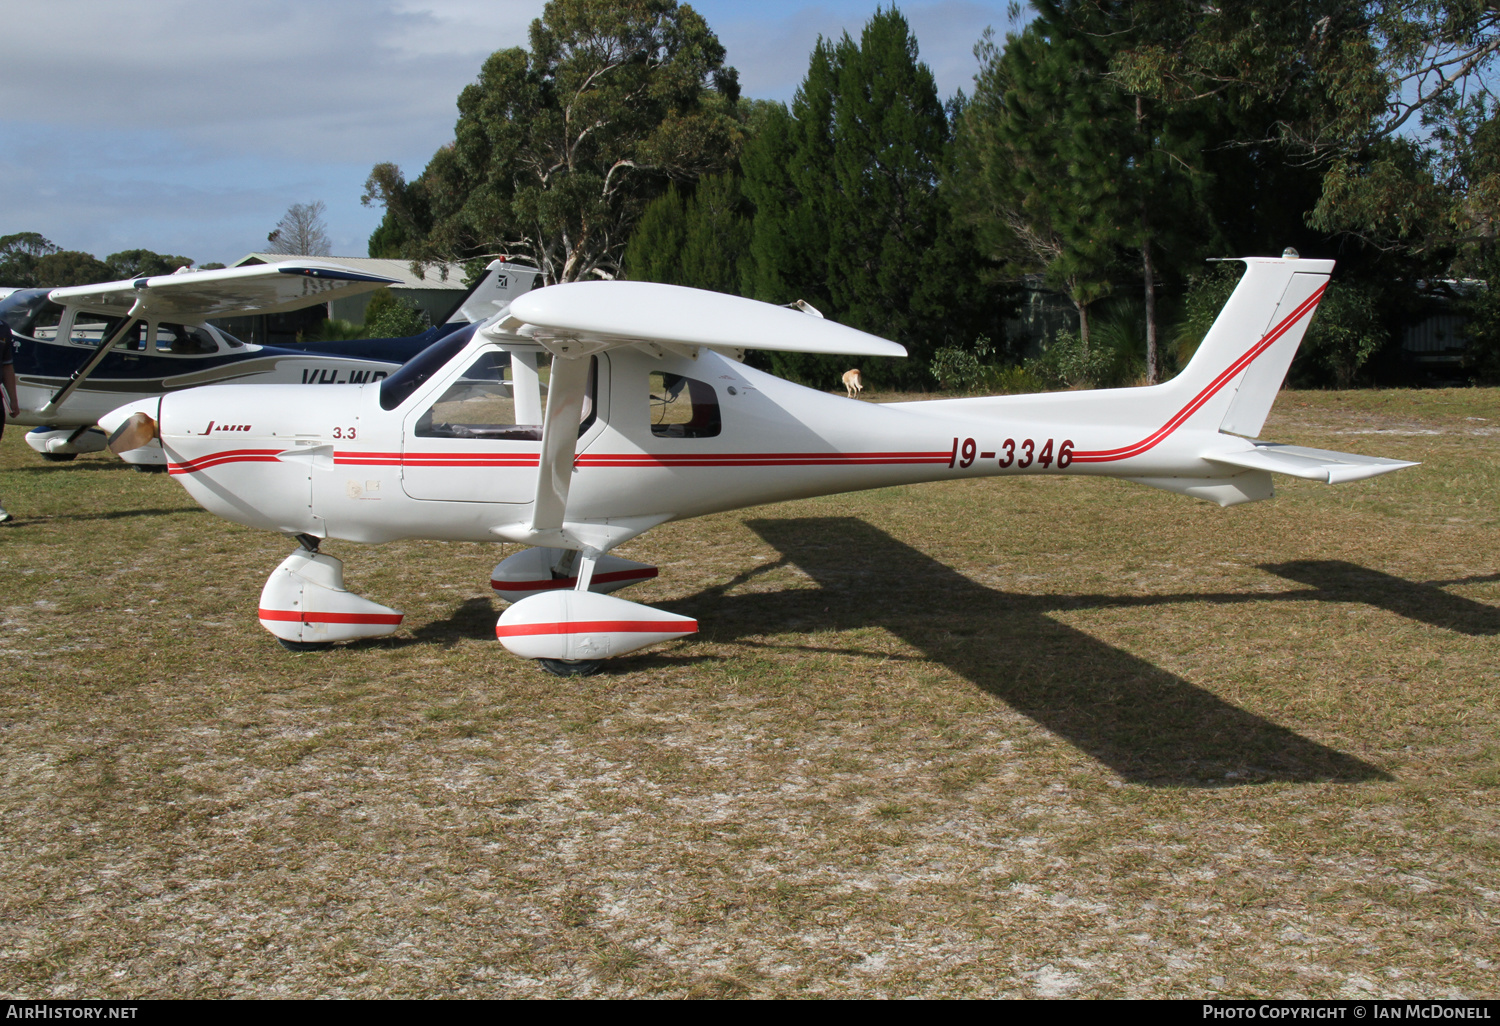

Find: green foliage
623;173;751;293
104;249;194;278
367;212;407;259
0;232;58;287
1174;263;1243;369
363;290;428;338
1293;282;1390;388
623;185;688;285
931;336;996;391
1026;329;1120;390
34;250;112;287
741;9;992;388
950;19;1127;321
313;318;369;342
363;0;743;285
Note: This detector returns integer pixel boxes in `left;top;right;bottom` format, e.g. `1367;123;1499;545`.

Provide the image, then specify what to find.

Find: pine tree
741;9;986;386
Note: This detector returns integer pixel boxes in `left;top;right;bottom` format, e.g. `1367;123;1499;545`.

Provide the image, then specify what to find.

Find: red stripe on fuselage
1070;285;1326;464
168;448;283;474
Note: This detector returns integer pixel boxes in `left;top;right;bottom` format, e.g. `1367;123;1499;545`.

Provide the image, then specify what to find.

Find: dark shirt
0;323;13;366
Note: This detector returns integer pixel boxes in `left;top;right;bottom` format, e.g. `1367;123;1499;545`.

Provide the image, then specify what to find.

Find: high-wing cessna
101;254;1416;674
1;258;536;466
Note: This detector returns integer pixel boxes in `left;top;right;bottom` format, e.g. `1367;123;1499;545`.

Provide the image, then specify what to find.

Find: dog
842;368;863;399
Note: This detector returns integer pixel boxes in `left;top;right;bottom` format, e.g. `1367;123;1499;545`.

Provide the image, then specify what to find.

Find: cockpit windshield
0;291;61;337
379;322;479;410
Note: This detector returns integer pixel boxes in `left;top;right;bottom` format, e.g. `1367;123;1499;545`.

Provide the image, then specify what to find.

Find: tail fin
444;260;542;325
1165;255;1332;438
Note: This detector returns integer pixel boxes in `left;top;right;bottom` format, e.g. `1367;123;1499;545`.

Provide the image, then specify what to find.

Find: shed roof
233;254;471;290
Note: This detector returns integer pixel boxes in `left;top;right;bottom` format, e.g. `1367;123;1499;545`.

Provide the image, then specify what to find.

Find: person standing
0;322;18;523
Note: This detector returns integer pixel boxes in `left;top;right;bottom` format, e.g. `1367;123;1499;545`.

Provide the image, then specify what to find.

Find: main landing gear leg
537;549;604;677
495;547;698;676
258;537;404;652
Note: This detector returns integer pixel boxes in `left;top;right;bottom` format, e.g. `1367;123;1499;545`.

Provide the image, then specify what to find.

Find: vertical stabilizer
445;260;542;324
1164;256;1333;437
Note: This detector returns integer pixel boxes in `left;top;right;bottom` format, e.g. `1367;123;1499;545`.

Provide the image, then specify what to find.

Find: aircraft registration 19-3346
100;252;1416;675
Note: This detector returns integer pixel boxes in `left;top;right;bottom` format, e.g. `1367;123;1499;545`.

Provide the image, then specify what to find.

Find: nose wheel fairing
258;549;403;645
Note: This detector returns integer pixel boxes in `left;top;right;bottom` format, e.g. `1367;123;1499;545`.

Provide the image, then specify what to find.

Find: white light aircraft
2;259;536;466
101;253;1416;674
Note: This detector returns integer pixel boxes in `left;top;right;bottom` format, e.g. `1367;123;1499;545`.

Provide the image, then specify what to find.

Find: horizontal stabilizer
49;260;401;320
1205;442;1418;484
492;281;906;359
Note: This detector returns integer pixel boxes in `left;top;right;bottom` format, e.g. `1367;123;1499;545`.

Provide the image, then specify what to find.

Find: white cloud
0;1;1012;267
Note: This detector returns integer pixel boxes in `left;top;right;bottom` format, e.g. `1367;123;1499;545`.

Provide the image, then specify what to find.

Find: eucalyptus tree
363;0;743;285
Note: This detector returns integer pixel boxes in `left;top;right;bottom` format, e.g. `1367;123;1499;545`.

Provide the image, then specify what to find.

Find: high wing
48;260;401;321
488;281;907;360
484;281;904;549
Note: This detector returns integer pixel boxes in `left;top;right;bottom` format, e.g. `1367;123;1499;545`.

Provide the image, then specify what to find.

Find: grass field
1;388;1497;998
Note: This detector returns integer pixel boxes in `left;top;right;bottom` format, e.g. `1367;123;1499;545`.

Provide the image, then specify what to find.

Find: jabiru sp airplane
1;258;536;466
101;253;1416;675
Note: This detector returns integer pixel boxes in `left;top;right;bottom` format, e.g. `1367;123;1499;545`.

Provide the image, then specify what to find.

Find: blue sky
0;1;1022;269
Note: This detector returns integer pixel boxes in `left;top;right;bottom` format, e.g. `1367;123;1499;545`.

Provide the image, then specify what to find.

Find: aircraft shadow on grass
652;516;1495;788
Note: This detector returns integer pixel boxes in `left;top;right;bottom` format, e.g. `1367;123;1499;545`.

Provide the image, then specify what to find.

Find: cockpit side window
414;351;597;440
650;372;721;438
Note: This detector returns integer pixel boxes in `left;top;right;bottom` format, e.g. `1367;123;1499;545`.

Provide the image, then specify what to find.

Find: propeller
107;412;158;455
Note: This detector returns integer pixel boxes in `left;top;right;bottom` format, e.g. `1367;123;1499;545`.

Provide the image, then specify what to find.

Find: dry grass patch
0;388;1497;997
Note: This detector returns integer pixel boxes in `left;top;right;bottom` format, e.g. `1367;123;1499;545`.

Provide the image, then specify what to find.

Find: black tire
278;637;334;652
538;658;604;677
39;452;77;462
132;463;169;474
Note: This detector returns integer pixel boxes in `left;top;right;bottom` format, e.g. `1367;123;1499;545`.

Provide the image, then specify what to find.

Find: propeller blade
107;412;158;454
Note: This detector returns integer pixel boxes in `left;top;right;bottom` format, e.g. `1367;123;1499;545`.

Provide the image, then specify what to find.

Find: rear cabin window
650;372;721;438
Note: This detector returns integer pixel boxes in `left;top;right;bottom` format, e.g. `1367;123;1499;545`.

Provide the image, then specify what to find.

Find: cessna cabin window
71;314;147;352
414;351;597;441
153;323;219;355
650;372;721;438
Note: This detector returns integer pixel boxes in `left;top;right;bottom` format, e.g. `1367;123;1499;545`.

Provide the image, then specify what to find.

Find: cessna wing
48;260;401;321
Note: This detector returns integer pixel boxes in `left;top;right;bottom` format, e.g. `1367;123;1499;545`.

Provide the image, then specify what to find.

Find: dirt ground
0;388;1496;998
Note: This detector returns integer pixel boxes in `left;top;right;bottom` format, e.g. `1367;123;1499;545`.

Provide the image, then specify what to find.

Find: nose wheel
537;658;604;677
259;541;404;649
277;638;335;652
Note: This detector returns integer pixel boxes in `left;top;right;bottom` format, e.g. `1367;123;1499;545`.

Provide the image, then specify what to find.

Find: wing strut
489;351;669;553
40;299;145;416
531;353;591;535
